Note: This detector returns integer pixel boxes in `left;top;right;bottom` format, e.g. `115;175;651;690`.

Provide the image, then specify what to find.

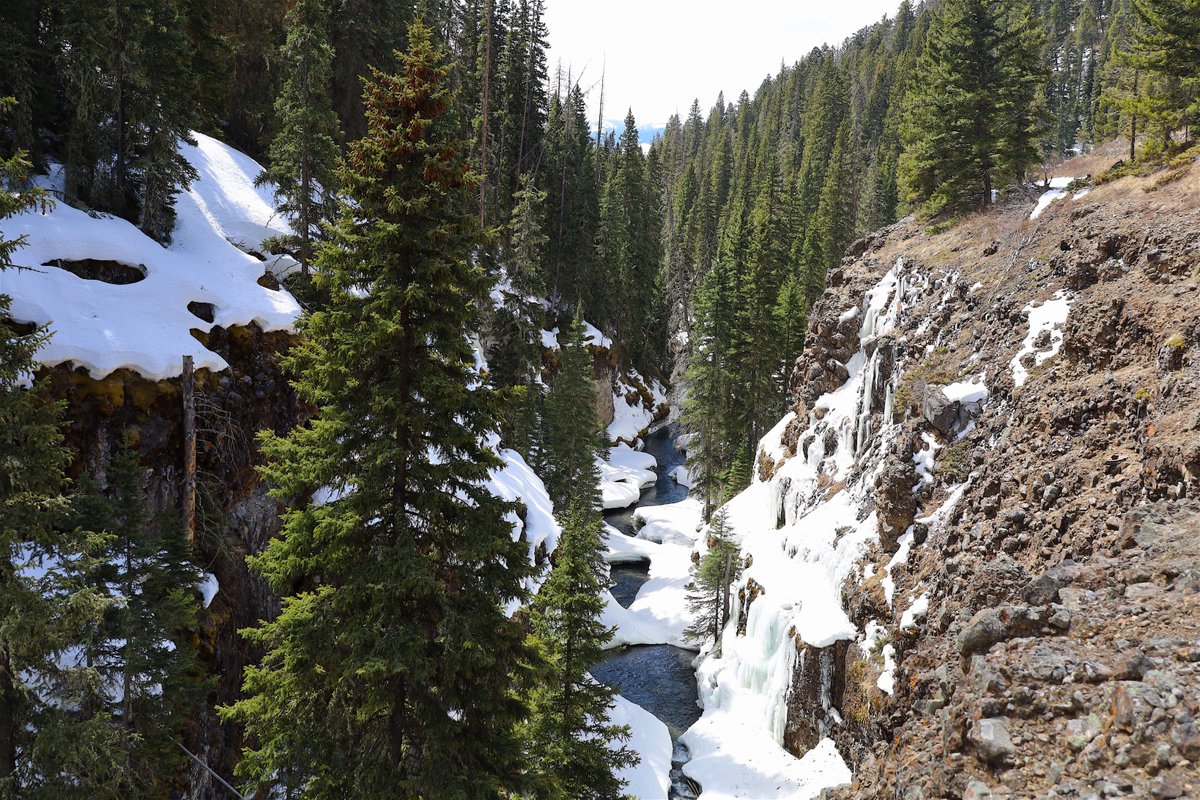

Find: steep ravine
698;153;1200;799
597;425;703;799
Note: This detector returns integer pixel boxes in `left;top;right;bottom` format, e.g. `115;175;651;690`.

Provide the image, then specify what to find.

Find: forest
1;0;1199;796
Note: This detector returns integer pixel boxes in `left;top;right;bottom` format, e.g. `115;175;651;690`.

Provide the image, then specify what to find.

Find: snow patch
0;131;301;381
608;694;672;800
1010;290;1073;388
197;572;220;609
1030;176;1077;219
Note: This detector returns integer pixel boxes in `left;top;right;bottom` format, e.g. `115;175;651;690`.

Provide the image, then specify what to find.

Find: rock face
766;158;1200;799
41;323;301;790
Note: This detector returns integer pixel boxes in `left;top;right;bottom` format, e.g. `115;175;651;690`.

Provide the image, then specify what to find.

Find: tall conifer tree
523;502;636;800
541;311;604;512
898;0;1043;216
224;22;537;799
258;0;342;277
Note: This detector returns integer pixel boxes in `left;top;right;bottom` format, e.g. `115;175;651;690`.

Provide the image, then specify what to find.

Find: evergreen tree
490;172;549;455
523;501;637;800
681;255;737;518
797;119;854;311
0;109;59;790
898;0;1044;216
59;0;198;241
684;510;742;648
0;118;125;797
1128;0;1200;145
541;311;604;512
258;0;342;277
542;80;599;311
223;22;537;799
73;440;204;798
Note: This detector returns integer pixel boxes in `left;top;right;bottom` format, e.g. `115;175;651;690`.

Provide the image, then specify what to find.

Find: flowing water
597;425;702;799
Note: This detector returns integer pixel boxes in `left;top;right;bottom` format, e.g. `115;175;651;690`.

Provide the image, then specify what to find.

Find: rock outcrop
759;155;1200;798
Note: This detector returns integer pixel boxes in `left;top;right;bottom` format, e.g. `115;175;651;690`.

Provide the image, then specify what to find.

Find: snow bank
634;497;703;547
943;375;988;405
682;260;931;799
669;465;694;488
601;496;702;649
608;371;667;444
683;710;850;800
197;572;220;609
1010;290;1073;388
598;442;659;510
609;694;672;800
604;523;660;564
487;439;561;599
1;132;301;381
1030;176;1087;219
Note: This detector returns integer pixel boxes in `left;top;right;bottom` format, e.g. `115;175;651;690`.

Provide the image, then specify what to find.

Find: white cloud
544;0;903;128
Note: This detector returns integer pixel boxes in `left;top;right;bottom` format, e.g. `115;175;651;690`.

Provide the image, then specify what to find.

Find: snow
540;328;560;349
599;444;657;511
603;500;703;650
608;694;672;800
877;643;897;695
608;371;667;444
864;622;897;695
899;592;929;631
634;497;703;546
669;464;694;488
582;321;613;349
913;431;940;487
486;437;561;598
881;529;914;607
197;572;220;609
943;375;988;405
676;260;932;799
1030;176;1087;219
604;523;660;564
1010;290;1073;388
683;710;851;800
0;131;301;380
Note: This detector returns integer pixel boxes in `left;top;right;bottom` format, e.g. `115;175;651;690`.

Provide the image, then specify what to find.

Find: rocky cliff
750;151;1200;798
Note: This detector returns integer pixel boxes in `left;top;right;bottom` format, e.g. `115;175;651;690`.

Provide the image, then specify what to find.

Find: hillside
0;132;670;789
691;149;1200;798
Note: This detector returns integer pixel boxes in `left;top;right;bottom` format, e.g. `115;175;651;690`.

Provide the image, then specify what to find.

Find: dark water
592;644;702;739
604;424;690;536
595;424;701;798
609;561;651;608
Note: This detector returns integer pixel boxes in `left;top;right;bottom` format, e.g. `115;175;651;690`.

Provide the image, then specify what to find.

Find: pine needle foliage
522;501;637;800
223;21;538;800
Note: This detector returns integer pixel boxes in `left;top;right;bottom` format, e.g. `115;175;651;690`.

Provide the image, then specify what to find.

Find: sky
544;0;903;139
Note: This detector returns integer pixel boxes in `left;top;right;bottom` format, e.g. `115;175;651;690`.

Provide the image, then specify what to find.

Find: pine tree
682;255;737;518
0;108;60;789
541;311;604;512
258;0;342;277
797;118;854;311
684;510;741;648
58;0;198;241
1128;0;1200;145
223;22;537;799
0;118;125;797
490;172;549;454
73;440;204;798
898;0;1044;216
522;501;637;800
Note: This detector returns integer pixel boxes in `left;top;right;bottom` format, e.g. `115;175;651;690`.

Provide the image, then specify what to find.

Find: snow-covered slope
682;259;954;799
0;132;300;380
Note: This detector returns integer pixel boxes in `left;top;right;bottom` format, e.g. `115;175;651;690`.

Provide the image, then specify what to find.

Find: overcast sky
544;0;903;132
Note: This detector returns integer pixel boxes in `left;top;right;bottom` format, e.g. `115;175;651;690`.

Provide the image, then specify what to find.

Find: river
595;424;702;799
